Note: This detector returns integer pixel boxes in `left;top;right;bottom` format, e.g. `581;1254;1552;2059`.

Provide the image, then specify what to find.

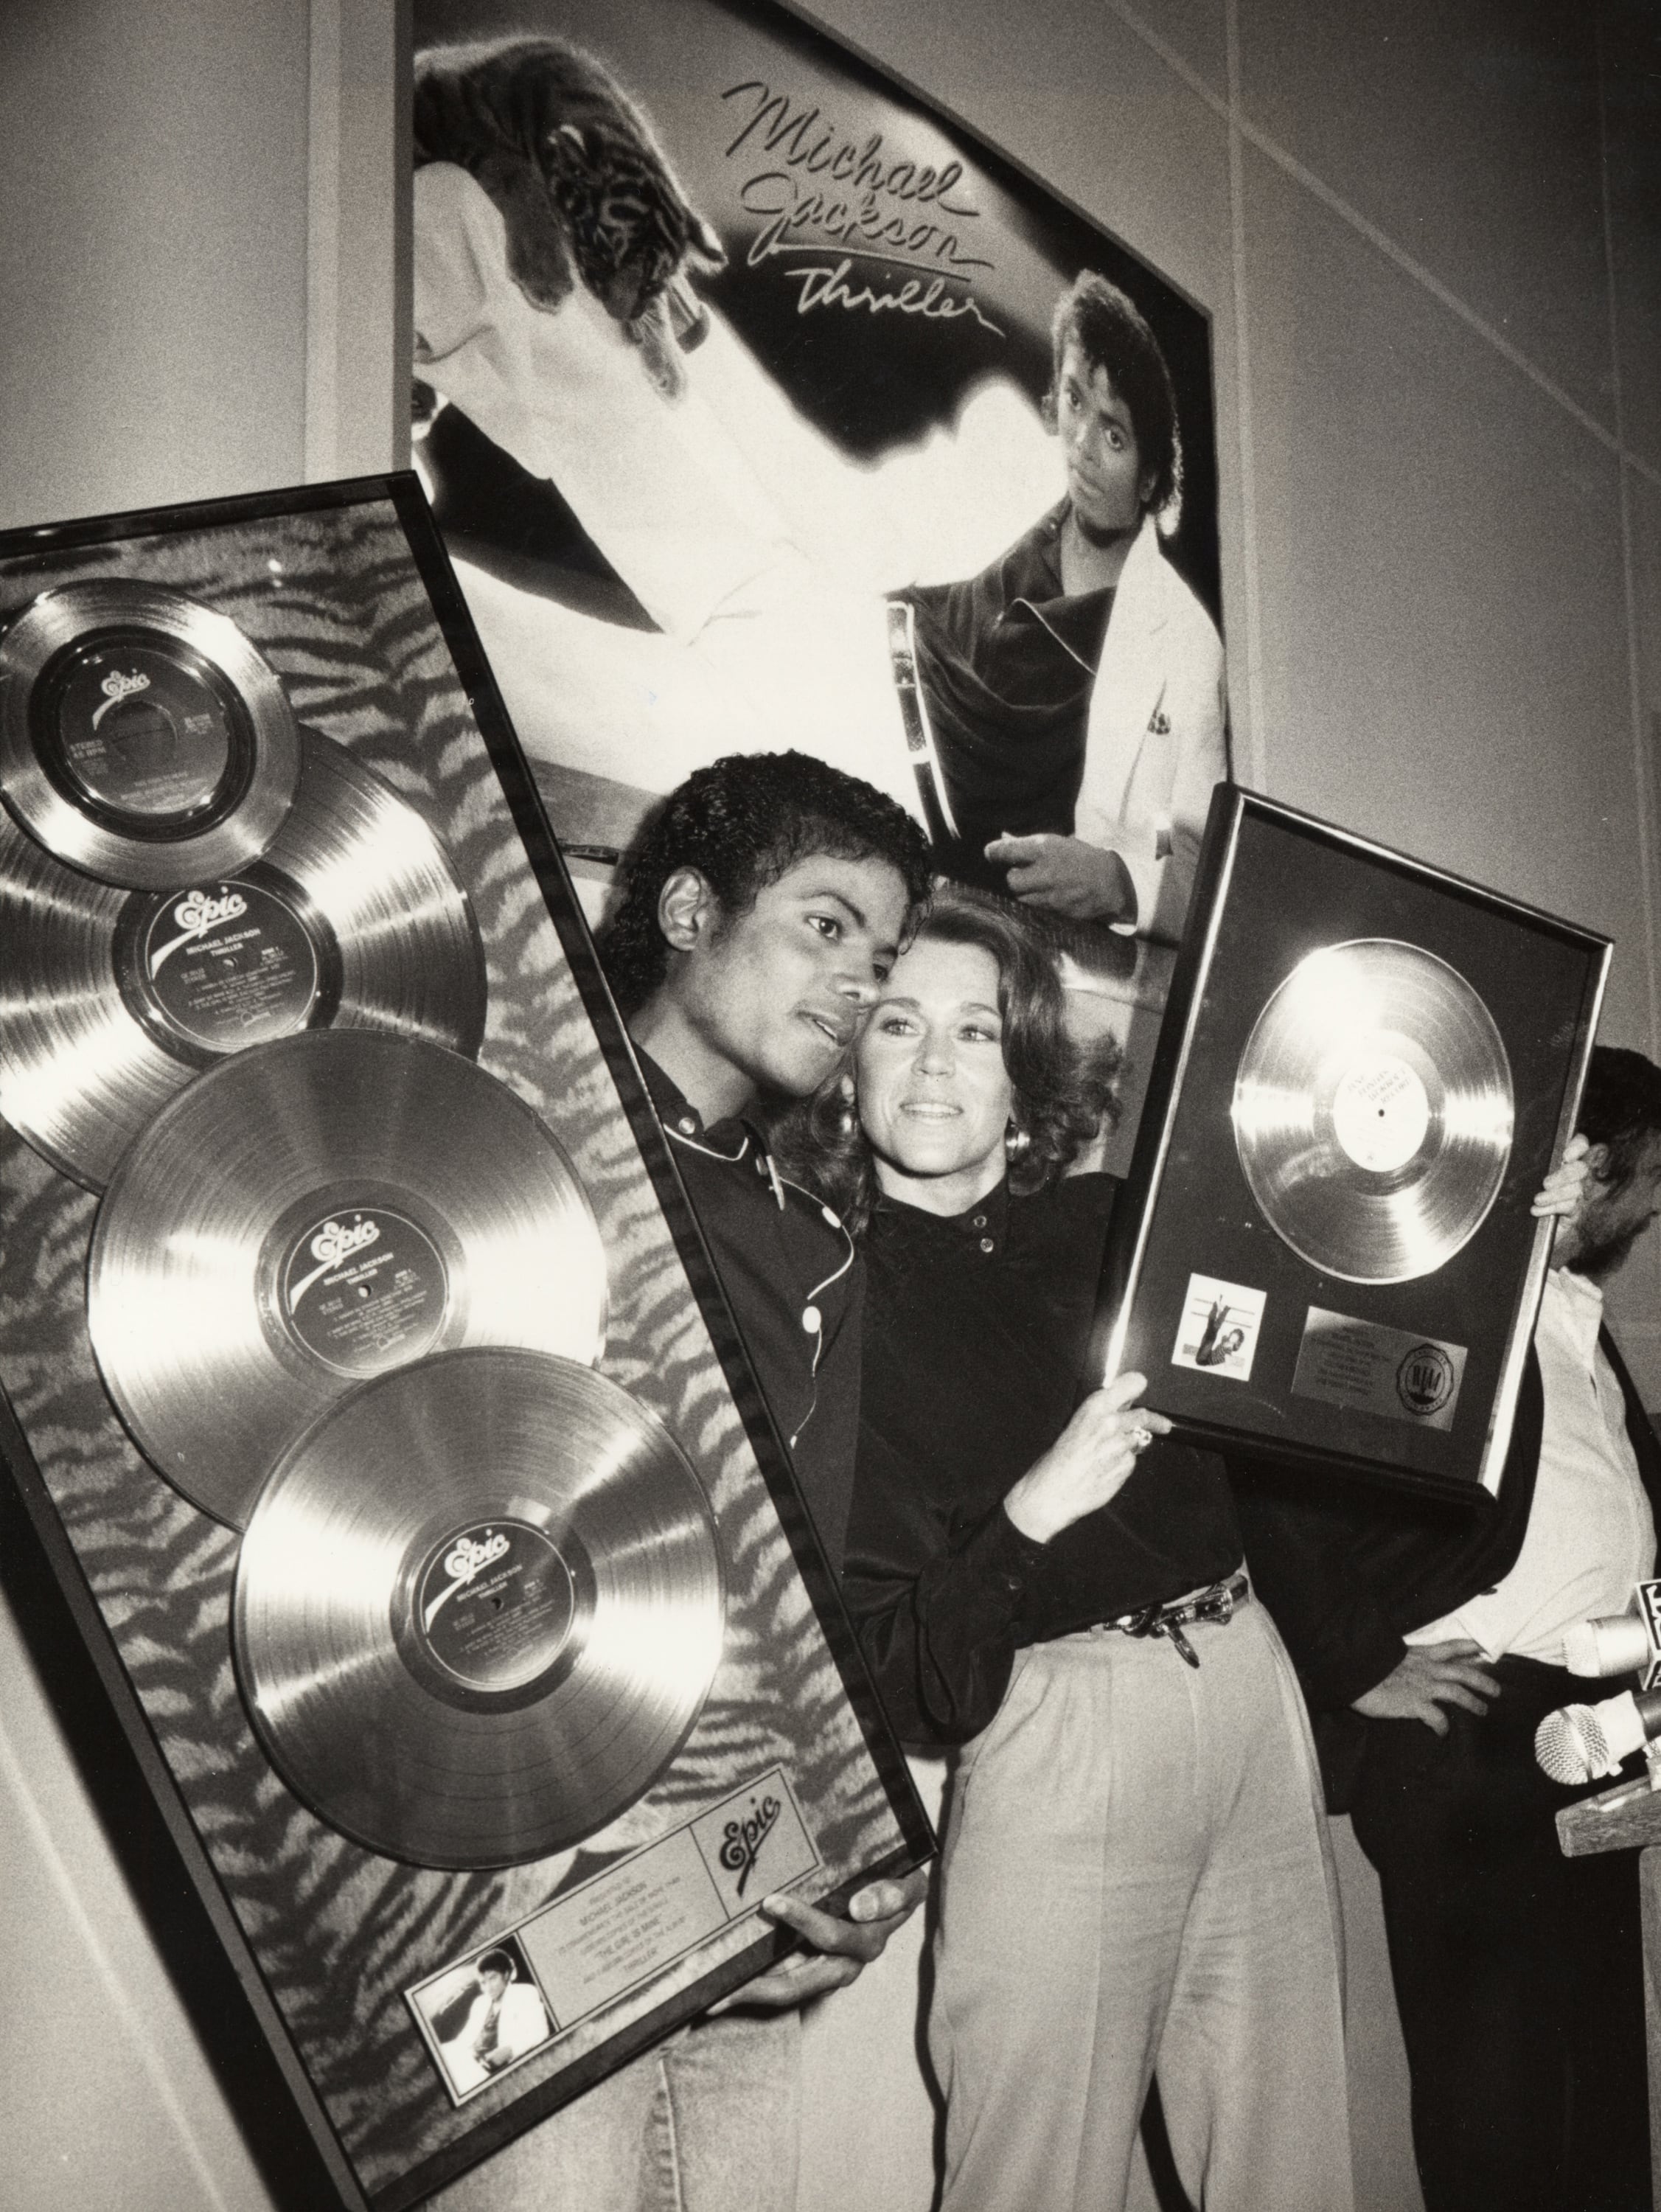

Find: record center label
415;1519;577;1695
1292;1307;1467;1430
139;879;319;1049
1329;1052;1431;1173
53;645;233;819
282;1206;448;1377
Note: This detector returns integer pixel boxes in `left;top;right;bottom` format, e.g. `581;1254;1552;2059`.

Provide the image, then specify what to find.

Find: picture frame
0;471;931;2211
1096;785;1610;1502
406;0;1231;1163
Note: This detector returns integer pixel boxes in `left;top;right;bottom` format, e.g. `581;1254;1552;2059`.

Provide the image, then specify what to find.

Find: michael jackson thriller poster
408;0;1229;1144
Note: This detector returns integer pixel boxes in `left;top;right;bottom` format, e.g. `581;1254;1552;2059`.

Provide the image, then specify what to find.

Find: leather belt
1103;1571;1250;1669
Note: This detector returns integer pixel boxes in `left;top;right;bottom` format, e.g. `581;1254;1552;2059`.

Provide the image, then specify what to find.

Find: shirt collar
636;1046;754;1159
1544;1264;1606;1360
1550;1264;1606;1315
875;1175;1011;1248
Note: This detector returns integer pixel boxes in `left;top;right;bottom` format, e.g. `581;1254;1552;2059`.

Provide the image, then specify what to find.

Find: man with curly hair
604;749;930;1580
437;751;931;2212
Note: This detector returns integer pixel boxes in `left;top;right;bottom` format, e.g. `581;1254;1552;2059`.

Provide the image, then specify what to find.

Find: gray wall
0;1;1657;2208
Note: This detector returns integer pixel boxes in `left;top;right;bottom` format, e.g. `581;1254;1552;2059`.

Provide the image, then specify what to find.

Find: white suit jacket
1073;513;1228;946
442;1980;551;2094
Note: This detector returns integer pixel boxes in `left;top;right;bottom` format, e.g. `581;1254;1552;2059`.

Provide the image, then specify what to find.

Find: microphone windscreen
1563;1615;1654;1678
1596;1690;1648;1764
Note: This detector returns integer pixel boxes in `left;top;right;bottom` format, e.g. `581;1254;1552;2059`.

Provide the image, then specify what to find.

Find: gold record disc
233;1347;724;1868
87;1032;607;1526
0;580;302;887
0;731;487;1190
1230;939;1514;1284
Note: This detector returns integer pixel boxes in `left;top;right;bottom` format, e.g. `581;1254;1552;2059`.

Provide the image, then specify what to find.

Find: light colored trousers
932;1597;1354;2212
429;2011;799;2212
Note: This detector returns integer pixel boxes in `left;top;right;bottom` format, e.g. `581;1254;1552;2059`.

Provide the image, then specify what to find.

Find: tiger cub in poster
414;35;725;398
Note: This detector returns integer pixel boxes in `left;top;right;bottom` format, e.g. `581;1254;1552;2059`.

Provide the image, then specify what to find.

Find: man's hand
718;1869;929;2010
983;832;1135;923
1352;1641;1502;1734
1533;1132;1589;1251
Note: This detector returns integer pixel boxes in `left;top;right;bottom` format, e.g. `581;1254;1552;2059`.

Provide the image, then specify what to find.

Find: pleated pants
930;1597;1354;2212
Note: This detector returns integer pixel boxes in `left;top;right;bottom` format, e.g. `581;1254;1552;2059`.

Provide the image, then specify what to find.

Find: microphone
1562;1612;1657;1678
1535;1687;1661;1786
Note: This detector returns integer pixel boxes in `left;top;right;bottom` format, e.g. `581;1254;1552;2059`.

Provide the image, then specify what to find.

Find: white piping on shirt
661;1119;853;1449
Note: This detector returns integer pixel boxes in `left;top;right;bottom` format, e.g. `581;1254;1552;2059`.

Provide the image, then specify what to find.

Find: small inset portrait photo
408;1932;554;2104
1171;1274;1267;1383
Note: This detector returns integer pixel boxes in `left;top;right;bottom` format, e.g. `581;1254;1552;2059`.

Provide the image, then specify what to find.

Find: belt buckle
1163;1619;1202;1669
1129;1600;1202;1669
1201;1577;1238;1629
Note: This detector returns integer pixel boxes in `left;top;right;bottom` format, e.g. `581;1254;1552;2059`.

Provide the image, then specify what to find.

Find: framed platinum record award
1096;787;1610;1503
0;475;930;2210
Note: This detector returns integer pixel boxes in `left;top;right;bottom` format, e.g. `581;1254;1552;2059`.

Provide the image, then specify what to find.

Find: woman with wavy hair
824;891;1356;2212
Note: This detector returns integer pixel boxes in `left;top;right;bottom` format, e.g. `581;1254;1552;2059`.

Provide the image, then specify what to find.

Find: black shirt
639;1051;864;1571
901;501;1112;893
842;1173;1242;1746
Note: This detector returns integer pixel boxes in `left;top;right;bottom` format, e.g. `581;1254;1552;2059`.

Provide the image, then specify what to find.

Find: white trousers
931;1599;1354;2212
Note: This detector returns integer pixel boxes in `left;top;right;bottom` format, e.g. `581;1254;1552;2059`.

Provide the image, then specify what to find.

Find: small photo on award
1171;1275;1267;1382
409;1933;554;2105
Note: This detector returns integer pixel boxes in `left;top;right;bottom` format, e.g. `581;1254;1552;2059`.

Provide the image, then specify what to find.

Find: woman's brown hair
771;889;1117;1231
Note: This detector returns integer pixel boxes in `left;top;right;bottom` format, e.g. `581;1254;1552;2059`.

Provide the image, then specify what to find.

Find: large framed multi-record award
0;474;931;2209
1097;786;1611;1503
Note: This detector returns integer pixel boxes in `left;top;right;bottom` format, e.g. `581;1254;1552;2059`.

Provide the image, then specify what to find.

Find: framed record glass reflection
1096;787;1611;1501
0;475;930;2212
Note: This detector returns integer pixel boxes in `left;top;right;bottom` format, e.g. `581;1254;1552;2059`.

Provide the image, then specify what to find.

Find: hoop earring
836;1074;857;1140
1005;1121;1031;1163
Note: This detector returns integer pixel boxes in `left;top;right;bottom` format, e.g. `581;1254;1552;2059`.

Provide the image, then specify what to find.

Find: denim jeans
430;2011;801;2212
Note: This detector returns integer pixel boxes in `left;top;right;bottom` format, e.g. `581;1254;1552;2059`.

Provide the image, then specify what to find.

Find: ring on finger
1127;1425;1154;1454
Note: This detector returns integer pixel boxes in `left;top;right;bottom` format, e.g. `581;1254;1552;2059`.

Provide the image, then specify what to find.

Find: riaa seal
1397;1342;1455;1417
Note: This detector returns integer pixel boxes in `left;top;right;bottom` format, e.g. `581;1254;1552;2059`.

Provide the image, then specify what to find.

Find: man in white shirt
1237;1046;1661;2212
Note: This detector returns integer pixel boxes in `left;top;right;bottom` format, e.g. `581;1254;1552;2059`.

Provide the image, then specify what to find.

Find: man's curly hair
600;752;933;1015
773;888;1118;1230
1579;1045;1661;1192
1042;271;1183;529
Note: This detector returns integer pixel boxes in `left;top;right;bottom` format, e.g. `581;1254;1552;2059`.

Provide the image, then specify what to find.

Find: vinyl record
0;731;487;1189
1230;939;1514;1284
87;1032;607;1526
0;580;302;886
234;1348;724;1868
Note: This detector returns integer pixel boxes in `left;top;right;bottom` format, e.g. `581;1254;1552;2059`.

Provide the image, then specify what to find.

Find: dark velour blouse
841;1173;1242;1747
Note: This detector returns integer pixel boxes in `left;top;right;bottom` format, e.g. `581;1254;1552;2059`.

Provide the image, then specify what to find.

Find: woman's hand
1532;1132;1589;1241
1003;1371;1171;1545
